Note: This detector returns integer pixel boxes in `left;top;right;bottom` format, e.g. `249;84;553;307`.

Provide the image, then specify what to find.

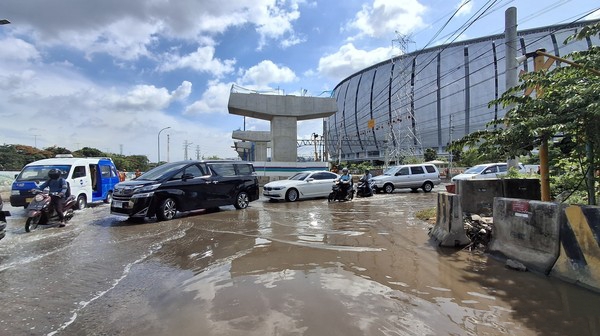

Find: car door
206;163;240;206
307;172;338;197
162;163;208;211
478;165;499;179
408;165;426;187
393;166;411;187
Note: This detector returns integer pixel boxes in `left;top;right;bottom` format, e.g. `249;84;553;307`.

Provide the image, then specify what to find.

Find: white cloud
0;37;41;63
159;46;236;77
240;60;297;86
455;0;473;16
345;0;427;39
317;43;394;80
172;81;192;101
184;80;233;115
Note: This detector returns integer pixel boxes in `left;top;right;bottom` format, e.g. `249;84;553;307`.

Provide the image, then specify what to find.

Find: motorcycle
25;189;76;232
356;178;373;197
328;180;354;202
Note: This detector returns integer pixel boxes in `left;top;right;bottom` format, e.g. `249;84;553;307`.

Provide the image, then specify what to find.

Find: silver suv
371;163;441;193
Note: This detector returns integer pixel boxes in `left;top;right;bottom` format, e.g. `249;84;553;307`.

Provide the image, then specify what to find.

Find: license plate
25;198;33;203
113;201;129;208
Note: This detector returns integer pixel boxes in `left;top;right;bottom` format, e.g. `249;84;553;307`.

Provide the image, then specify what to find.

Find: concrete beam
228;92;337;121
232;130;271;142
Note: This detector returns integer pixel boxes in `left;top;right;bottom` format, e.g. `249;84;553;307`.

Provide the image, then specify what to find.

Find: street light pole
157;127;171;163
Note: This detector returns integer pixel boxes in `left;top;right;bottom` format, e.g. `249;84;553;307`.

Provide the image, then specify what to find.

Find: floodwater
1;190;599;336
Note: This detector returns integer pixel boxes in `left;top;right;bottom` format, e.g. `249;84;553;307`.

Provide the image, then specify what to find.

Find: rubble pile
463;214;493;251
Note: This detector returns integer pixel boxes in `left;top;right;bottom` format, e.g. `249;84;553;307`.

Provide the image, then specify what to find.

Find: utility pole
167;134;170;162
505;7;519;170
183;140;193;160
195;145;201;160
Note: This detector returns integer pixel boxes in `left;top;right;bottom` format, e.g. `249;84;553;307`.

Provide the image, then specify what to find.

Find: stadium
325;20;600;163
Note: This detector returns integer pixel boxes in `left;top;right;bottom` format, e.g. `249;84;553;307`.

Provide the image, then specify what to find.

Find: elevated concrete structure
232;130;271;162
228;92;337;162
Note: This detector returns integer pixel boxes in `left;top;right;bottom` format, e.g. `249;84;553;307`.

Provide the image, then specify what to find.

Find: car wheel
234;191;249;209
285;188;299;202
104;191;113;204
422;182;434;192
384;184;394;194
76;195;87;210
156;198;177;221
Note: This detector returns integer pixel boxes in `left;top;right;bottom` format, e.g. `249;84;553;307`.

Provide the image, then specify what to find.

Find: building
326;20;600;163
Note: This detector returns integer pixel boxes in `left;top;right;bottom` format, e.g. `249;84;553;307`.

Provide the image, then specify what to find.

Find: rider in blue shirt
337;167;353;196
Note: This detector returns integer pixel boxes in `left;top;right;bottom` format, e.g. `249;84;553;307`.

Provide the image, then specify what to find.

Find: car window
72;166;86;178
100;165;112;178
498;165;507;172
464;165;486;174
312;172;337;180
483;166;498;174
210;164;236;176
290;173;309;180
235;164;254;175
396;167;409;176
425;165;437;173
410;166;425;174
171;164;205;180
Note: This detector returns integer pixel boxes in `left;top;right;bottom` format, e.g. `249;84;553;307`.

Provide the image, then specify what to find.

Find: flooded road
1;190;600;336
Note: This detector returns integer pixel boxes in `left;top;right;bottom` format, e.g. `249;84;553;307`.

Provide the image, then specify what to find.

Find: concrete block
429;192;470;247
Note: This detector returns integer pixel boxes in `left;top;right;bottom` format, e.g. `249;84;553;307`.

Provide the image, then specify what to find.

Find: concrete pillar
271;116;297;162
254;142;268;161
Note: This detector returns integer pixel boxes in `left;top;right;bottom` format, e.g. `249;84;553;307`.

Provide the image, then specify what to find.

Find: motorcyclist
37;169;68;227
336;167;353;198
359;169;373;195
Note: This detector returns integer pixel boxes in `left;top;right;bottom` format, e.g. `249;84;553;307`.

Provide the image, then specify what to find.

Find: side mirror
306;178;314;182
182;173;195;181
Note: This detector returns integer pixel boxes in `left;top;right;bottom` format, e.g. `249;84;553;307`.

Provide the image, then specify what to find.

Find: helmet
365;169;370;173
48;169;61;179
342;167;349;173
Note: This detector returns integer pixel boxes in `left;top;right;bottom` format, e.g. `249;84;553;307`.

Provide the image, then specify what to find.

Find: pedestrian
135;169;142;178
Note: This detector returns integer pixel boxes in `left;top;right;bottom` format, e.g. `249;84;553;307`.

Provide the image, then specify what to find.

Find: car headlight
138;184;160;192
270;186;284;190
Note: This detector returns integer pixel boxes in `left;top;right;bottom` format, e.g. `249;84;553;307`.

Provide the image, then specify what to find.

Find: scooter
328;180;354;202
356;179;373;197
25;189;76;232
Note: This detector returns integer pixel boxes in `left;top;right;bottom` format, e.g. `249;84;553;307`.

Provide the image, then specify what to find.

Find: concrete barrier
489;198;561;274
457;179;503;216
550;205;600;292
429;192;470;247
457;178;541;216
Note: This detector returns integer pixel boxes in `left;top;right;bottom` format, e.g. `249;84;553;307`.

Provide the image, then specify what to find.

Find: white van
451;162;526;182
10;155;120;209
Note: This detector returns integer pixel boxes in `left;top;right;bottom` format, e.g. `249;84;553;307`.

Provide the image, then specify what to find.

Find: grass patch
415;207;436;222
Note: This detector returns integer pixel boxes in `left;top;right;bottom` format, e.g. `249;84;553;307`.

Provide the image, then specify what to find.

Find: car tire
156;197;177;221
234;191;249;209
104;191;113;204
285;188;299;202
76;195;87;210
422;182;434;192
384;184;394;194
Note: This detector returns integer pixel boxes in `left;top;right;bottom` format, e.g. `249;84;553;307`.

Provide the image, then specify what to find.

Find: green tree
452;22;600;204
424;148;437;162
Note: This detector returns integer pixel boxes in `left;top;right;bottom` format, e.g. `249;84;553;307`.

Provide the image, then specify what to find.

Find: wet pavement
1;188;600;336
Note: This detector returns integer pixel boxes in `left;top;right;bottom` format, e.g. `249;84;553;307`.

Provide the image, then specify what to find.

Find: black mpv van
110;160;259;221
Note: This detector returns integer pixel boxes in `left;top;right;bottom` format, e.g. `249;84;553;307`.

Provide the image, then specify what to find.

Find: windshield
289;173;309;181
136;162;190;181
463;165;487;174
382;167;397;175
16;165;70;182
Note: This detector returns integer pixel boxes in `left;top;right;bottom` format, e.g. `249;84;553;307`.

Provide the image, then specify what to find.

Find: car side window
498;165;507;172
313;172;336;180
411;166;425;174
484;166;497;174
210;164;236;176
425;165;436;173
235;164;254;175
171;164;204;180
397;167;410;176
72;166;86;178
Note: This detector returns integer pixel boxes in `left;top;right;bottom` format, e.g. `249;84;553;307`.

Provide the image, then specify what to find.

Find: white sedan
263;171;340;202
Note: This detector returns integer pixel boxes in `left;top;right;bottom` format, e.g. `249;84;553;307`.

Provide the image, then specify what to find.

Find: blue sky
1;0;598;162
